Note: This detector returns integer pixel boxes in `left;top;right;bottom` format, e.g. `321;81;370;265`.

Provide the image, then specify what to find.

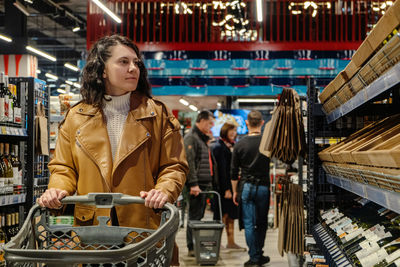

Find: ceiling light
45;73;58;80
0;34;12;42
57;89;66;94
179;98;189;106
24;0;33;3
256;0;263;22
237;98;278;103
13;0;30;16
72;26;80;32
64;63;80;72
73;82;81;88
65;80;74;85
26;46;56;62
36;69;41;74
91;0;122;23
189;104;198;112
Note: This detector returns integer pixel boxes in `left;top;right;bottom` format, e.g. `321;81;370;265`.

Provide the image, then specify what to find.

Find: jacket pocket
74;204;95;226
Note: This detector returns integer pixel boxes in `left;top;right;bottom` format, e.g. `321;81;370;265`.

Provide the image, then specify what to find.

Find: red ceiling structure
87;0;388;51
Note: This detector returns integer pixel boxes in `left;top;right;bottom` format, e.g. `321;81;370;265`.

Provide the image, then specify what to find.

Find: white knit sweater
103;93;131;161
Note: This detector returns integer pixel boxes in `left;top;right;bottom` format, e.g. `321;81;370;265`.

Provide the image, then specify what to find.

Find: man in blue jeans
231;110;271;267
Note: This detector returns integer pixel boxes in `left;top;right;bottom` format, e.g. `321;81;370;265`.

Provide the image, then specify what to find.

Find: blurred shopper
184;110;216;256
37;34;188;266
212;122;245;250
231;110;271;267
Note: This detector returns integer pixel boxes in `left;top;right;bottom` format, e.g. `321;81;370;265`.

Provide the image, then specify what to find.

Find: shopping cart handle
61;193;146;208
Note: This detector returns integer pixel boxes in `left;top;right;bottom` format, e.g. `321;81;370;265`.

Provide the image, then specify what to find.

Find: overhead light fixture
0;34;12;43
45;73;58;80
179;98;189;106
73;82;81;88
237;98;278;103
189;104;198;112
91;0;122;23
65;80;74;85
64;63;80;72
36;69;41;74
256;0;263;22
72;26;80;32
26;46;56;62
24;0;33;3
13;0;30;16
57;88;66;94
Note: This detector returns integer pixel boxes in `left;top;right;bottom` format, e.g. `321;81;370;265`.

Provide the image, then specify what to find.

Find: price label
1;126;7;134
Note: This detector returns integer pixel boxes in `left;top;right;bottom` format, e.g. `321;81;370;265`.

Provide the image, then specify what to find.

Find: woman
212;122;244;250
38;35;188;265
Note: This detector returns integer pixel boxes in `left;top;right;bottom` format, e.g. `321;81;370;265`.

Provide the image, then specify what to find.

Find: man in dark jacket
184;110;215;256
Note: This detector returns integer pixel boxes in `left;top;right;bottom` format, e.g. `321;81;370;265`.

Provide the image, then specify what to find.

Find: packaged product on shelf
59;94;81;115
50;96;60;116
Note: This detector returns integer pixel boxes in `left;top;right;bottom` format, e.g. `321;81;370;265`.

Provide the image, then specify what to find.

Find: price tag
0;196;5;205
1;126;7;134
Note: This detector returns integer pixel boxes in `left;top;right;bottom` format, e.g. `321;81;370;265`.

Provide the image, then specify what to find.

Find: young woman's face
103;44;141;96
227;128;237;142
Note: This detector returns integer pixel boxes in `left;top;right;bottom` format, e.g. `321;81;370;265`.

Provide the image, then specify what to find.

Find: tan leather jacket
48;92;188;230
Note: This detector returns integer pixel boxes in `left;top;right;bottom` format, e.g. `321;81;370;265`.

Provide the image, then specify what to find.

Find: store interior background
1;0;400;266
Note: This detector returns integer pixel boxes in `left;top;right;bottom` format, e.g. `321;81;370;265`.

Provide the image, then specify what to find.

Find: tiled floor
176;210;290;267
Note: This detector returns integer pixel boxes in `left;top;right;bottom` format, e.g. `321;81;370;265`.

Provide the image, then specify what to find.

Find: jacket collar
193;125;210;143
75;91;157;120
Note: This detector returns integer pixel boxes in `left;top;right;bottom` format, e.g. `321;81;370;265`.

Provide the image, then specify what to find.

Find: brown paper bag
35;102;49;155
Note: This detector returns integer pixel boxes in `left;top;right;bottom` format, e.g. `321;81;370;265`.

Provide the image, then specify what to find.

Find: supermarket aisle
176;210;289;267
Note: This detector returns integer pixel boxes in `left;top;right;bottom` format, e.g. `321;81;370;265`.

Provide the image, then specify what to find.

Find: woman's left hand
140;189;168;209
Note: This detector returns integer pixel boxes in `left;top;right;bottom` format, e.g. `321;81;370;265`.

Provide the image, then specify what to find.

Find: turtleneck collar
103;93;131;113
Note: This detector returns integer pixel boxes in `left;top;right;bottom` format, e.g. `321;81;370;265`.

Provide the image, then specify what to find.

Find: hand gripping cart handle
4;193;179;267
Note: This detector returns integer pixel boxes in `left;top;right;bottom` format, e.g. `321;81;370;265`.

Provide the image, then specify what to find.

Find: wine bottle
3;143;14;194
357;239;400;267
0;73;5;123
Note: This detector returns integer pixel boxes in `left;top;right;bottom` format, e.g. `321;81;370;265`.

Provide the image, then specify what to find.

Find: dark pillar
1;1;28;54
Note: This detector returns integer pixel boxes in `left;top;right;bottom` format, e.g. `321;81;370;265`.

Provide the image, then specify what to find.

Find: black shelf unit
8;77;49;214
307;62;400;266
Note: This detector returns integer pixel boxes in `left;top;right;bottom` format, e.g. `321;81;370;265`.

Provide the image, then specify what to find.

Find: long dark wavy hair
80;35;152;108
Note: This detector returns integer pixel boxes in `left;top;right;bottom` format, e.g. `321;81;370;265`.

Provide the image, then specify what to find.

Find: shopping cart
4;193;179;267
188;191;225;265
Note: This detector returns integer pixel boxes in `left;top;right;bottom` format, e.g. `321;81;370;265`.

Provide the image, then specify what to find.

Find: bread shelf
326;62;400;123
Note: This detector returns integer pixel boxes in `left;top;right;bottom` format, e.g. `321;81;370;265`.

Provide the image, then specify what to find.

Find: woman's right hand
37;188;68;209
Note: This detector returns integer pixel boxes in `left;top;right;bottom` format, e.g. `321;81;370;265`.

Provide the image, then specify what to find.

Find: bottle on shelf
0;221;5;266
0;143;13;195
11;145;22;186
356;239;400;267
0;73;5;123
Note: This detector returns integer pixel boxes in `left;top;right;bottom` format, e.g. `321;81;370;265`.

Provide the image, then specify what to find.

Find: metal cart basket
4;193;179;267
188;191;225;265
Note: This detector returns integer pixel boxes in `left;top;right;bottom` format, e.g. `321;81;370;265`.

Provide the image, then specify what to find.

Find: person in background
37;34;188;266
231;110;271;267
184;110;216;257
211;122;245;250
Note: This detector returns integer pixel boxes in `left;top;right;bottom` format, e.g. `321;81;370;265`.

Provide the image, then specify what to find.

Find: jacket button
150;111;155;116
77;130;80;135
79;108;83;112
146;132;150;137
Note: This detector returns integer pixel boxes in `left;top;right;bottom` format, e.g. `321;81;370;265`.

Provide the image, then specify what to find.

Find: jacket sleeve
155;114;189;203
231;146;240;181
183;134;199;187
212;144;230;192
47;118;77;196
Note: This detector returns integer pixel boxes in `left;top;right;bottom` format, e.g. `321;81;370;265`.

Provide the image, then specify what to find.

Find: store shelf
312;223;352;267
0;193;26;207
0;126;28;141
326;62;400;123
326;174;400;214
50;115;64;123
